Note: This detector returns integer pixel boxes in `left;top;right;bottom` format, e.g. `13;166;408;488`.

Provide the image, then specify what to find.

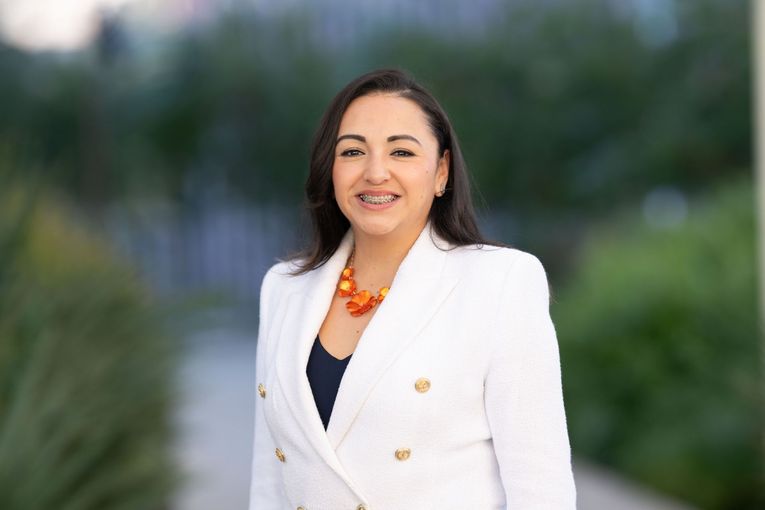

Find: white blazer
249;220;577;510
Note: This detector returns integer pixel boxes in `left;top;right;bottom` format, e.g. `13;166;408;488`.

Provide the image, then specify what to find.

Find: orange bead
346;290;377;316
337;279;355;297
351;290;372;306
338;260;389;317
350;298;377;316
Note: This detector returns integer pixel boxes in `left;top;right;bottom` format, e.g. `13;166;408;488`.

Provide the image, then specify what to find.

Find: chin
350;217;403;238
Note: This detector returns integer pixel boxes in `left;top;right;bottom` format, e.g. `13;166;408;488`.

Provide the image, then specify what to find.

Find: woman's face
332;93;449;241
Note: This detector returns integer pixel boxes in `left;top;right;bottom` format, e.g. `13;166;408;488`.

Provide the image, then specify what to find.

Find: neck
349;221;427;276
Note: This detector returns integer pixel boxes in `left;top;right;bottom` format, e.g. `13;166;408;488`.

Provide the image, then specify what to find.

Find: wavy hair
286;67;508;275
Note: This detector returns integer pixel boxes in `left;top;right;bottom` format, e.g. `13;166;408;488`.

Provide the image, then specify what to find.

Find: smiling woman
332;93;449;242
248;68;577;509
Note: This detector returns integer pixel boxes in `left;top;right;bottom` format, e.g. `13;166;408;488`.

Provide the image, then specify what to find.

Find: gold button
258;383;266;398
357;505;367;510
394;447;411;461
275;447;285;462
414;377;431;393
297;507;306;510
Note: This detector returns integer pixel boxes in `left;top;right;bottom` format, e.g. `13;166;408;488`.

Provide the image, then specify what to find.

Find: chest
318;293;381;359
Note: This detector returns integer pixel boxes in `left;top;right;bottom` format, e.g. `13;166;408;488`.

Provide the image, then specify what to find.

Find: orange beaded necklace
336;247;390;317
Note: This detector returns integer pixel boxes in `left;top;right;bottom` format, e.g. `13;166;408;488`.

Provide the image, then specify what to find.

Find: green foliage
0;0;749;226
553;178;763;509
356;0;750;253
0;176;181;509
0;0;756;502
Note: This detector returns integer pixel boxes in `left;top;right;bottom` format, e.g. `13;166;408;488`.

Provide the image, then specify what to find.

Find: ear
435;149;450;192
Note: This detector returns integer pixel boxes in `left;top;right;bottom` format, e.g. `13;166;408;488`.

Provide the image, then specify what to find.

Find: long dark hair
285;67;509;275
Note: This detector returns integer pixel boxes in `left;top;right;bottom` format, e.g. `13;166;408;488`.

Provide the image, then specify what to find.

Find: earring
436;186;446;197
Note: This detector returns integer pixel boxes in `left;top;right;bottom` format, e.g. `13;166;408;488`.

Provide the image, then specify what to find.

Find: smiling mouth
358;194;400;204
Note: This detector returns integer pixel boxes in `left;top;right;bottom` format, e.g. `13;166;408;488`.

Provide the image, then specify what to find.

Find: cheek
331;166;346;193
417;167;436;195
331;167;357;208
407;175;434;201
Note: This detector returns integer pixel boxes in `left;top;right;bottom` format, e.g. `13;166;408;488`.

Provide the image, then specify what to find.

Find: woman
249;68;576;509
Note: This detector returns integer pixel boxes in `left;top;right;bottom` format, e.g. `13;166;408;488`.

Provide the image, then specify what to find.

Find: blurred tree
0;0;756;505
0;170;181;509
0;0;748;231
554;177;763;509
357;0;749;260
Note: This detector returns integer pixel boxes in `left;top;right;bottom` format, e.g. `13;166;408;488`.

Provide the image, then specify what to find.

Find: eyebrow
336;134;422;146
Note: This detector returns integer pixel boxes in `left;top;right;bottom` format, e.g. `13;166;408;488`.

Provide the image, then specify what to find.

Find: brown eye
340;149;363;157
392;150;414;157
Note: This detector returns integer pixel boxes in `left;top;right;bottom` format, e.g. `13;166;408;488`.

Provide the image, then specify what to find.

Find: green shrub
554;178;763;509
0;182;181;509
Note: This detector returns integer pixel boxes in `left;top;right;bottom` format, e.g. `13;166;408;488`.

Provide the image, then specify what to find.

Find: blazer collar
273;219;461;492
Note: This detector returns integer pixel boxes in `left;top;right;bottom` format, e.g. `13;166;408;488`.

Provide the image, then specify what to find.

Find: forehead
338;93;432;139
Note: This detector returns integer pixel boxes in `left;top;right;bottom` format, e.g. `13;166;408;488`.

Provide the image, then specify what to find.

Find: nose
363;150;390;184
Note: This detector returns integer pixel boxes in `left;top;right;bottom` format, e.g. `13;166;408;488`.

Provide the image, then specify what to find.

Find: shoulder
445;243;551;312
263;258;301;282
447;243;548;285
257;258;304;303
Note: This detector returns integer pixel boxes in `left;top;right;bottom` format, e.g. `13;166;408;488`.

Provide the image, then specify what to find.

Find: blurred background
0;0;761;509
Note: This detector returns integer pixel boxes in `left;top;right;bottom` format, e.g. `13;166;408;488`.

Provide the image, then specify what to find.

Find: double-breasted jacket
249;220;577;509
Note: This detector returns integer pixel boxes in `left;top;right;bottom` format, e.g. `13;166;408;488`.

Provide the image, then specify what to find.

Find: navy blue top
306;335;352;430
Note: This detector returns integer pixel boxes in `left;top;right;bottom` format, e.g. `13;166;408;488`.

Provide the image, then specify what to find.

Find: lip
357;190;401;197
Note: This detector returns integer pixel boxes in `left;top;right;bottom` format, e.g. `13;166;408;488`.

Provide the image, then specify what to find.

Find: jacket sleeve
248;267;286;510
484;253;577;509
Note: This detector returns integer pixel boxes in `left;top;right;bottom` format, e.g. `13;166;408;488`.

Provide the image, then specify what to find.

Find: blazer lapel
274;226;357;489
274;220;460;485
326;221;461;448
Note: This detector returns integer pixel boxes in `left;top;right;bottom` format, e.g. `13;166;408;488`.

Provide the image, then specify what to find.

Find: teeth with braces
360;194;399;204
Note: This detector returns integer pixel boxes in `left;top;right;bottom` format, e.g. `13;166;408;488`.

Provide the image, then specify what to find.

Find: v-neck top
306;335;352;430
